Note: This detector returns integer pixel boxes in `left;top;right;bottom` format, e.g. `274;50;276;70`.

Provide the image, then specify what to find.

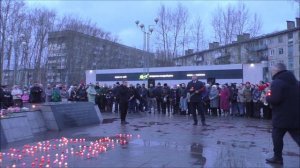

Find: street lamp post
135;18;159;82
12;34;26;85
22;41;28;87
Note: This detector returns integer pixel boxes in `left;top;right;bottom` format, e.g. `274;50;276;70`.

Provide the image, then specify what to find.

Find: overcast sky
26;0;299;49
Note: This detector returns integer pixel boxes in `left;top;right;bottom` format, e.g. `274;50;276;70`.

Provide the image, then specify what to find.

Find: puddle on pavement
129;121;170;130
131;125;150;128
284;151;300;157
217;140;257;149
190;143;206;166
131;139;191;150
201;128;217;131
246;125;270;129
102;118;118;124
139;121;170;126
130;139;206;166
240;133;255;136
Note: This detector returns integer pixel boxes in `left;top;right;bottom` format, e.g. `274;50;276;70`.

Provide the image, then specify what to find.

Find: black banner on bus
96;69;242;81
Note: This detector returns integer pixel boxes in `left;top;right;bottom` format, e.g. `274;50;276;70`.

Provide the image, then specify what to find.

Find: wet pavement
1;112;299;168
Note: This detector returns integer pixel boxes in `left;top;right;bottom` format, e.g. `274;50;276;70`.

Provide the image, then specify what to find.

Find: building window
268;39;273;45
270;49;274;56
288;63;294;70
288;45;293;57
278;48;284;55
259;40;264;45
288;32;293;39
278;36;283;43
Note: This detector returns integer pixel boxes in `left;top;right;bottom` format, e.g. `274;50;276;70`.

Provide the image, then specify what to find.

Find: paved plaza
1;112;299;168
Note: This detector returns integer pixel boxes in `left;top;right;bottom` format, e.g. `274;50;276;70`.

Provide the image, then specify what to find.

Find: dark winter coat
1;90;13;108
154;86;163;98
0;88;4;109
179;87;187;98
30;86;43;103
118;85;130;103
266;70;300;128
148;87;155;98
186;80;205;102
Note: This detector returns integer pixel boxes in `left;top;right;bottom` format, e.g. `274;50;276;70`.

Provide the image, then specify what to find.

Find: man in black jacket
161;83;171;114
186;75;208;126
30;83;43;103
112;82;120;113
266;63;300;165
0;85;4;109
117;81;130;125
154;83;163;113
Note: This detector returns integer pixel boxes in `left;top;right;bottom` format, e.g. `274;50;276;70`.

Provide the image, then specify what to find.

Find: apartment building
47;30;154;85
175;18;300;81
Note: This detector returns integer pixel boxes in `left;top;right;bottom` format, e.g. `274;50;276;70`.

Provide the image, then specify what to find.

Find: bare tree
5;1;25;71
222;4;236;45
171;3;189;58
191;17;205;52
155;4;172;63
211;5;224;44
235;2;262;37
0;0;28;84
28;8;56;83
1;0;120;85
235;2;249;36
0;0;12;83
55;15;118;42
211;2;262;45
248;13;262;37
155;3;190;65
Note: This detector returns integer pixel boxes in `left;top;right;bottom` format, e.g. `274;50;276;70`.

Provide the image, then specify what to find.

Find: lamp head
149;28;154;33
135;20;139;26
139;24;144;29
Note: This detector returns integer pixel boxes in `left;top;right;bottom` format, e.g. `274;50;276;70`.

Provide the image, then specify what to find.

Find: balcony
246;44;268;52
194;55;204;63
247;55;268;63
214;54;231;65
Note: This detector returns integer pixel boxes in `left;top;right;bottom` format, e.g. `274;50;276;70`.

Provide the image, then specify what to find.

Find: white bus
86;64;268;86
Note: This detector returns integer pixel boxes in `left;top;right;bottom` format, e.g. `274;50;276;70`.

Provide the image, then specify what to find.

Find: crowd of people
0;63;298;165
0;80;272;120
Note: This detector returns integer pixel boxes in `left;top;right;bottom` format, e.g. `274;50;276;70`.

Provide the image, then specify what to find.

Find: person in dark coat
76;84;87;102
179;83;188;115
95;83;102;110
117;81;130;125
1;85;13;109
170;85;180;114
186;75;208;126
154;83;163;113
30;83;43;103
147;84;156;113
128;84;138;113
139;84;148;112
0;85;5;109
161;83;171;114
112;82;120;113
266;63;300;165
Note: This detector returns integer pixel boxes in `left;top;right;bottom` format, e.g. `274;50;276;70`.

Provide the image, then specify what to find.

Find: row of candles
0;134;140;168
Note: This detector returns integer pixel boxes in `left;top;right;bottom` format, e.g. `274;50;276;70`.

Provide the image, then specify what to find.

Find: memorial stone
41;102;101;130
